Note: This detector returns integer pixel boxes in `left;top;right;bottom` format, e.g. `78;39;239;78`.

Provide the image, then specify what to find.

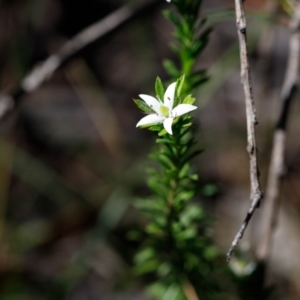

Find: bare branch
0;0;161;119
227;0;263;262
257;3;300;262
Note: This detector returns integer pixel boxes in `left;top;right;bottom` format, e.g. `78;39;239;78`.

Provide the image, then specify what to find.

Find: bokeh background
0;0;300;299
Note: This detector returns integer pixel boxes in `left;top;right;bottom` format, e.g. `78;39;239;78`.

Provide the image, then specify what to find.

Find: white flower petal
136;114;164;127
139;94;161;114
163;118;174;135
172;104;197;118
164;82;176;110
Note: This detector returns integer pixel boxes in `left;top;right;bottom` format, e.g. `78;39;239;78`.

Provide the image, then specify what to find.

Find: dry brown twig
0;0;161;119
183;281;200;300
257;2;300;262
227;0;264;262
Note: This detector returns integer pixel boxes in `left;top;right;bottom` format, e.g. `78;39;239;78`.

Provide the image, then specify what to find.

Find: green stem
162;126;202;299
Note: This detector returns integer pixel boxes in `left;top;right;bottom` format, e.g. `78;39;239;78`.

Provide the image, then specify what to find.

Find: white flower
136;82;197;135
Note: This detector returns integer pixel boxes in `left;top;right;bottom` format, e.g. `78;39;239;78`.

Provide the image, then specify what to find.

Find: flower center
160;105;169;118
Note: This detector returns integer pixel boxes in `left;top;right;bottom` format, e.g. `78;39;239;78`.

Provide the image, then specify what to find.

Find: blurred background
0;0;300;299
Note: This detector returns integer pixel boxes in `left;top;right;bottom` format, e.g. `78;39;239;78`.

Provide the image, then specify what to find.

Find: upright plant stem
165;130;200;300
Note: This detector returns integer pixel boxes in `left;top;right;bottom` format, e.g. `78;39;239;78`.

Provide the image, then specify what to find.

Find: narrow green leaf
191;40;205;56
176;75;185;97
178;163;190;178
194;16;207;31
163;59;180;78
133;99;155;114
158;128;167;136
163;10;181;28
149;125;162;131
157;153;176;170
147;178;168;197
135;198;166;213
191;0;203;20
191;77;209;90
156;138;175;145
180;149;203;166
155;77;165;101
189;69;209;88
192;27;212;56
179;126;193;139
177;227;197;240
191;27;212;56
183;95;196;105
180;205;203;225
135;248;155;264
173;75;185;107
146;223;164;235
175;190;195;203
182;122;192;127
134;259;161;275
169;43;180;56
189;174;198;181
191;69;206;78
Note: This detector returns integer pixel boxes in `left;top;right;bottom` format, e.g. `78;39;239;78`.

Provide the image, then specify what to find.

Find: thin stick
257;3;300;261
0;0;161;119
183;281;200;300
227;0;263;262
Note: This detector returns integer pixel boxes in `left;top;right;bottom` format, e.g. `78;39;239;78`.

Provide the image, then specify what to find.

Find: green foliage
163;0;211;95
132;76;226;299
131;1;223;299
